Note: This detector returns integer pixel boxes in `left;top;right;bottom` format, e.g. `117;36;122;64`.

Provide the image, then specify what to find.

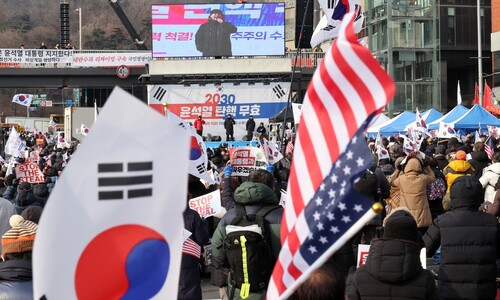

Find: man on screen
195;9;237;57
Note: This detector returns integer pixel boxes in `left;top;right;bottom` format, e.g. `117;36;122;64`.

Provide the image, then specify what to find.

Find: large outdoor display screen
152;3;285;58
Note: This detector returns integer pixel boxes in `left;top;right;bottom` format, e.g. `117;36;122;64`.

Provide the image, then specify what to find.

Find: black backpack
224;205;280;298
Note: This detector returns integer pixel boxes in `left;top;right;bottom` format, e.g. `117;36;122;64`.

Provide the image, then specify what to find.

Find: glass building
365;0;440;114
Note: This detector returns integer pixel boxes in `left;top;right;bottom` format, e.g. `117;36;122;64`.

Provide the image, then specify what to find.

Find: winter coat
246;119;256;132
366;168;391;226
224;118;236;135
434;154;448;171
479;162;500;203
195;17;237;57
0;259;33;300
0;198;16;254
2;186;16;202
442;160;475;193
193;119;205;131
346;239;439;300
211;181;282;300
468;150;491;179
423;177;500;300
178;208;209;300
392;159;435;228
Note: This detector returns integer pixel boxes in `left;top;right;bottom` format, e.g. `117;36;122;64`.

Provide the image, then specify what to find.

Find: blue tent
452;104;500;131
421;109;443;125
368;111;416;136
427;105;469;130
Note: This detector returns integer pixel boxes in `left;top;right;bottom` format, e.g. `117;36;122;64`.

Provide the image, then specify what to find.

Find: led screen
152;3;285;58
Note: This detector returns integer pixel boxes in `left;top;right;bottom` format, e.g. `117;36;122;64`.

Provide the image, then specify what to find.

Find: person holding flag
267;10;395;299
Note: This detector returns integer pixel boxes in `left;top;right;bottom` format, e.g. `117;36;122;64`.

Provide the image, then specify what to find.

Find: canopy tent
421;109;443;124
427;105;469;130
451;104;500;131
269;103;294;123
368;113;390;128
367;111;415;137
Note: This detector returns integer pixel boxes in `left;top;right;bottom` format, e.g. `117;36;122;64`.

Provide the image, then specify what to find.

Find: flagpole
477;0;483;105
279;0;314;155
162;102;168;118
27;104;29;118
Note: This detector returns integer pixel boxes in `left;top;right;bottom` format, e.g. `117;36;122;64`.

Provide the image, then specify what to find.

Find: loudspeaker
60;3;70;46
295;0;314;49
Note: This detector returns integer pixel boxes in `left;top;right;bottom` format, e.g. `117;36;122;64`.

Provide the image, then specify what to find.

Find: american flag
285;139;294;156
182;237;201;259
485;136;494;160
267;11;395;299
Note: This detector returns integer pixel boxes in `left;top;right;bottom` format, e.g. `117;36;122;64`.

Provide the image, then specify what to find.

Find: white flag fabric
12;94;33;107
437;122;457;139
291;103;303;125
166;111;215;184
475;131;481;143
261;138;284;164
4;126;25;157
80;123;90;136
33;87;190;299
375;132;389;161
310;0;364;48
457;80;462;106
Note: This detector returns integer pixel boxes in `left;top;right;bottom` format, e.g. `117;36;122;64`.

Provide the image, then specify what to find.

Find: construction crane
108;0;148;50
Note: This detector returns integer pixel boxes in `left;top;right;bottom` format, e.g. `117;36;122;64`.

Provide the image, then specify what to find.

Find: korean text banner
152;3;285;57
148;82;290;139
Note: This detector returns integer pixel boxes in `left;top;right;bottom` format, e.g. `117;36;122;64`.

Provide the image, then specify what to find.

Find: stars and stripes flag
485;136;494;160
267;11;395;299
182;237;201;259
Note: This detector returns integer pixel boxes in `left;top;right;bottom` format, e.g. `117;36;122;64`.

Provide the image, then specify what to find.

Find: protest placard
188;190;222;219
229;146;267;176
15;162;45;183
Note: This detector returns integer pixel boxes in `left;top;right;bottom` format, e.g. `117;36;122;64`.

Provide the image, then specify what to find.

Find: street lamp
75;8;82;50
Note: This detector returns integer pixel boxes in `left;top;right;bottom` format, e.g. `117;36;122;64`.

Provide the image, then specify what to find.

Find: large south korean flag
33;87;190;299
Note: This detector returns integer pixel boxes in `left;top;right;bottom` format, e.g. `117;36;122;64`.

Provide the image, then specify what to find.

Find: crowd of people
1;124;500;299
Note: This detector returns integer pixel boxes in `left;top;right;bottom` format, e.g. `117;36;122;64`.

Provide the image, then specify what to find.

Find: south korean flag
33;87;190;299
167;111;215;185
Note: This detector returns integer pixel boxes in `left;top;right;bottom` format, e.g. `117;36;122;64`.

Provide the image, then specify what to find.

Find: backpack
427;176;447;201
224;205;280;298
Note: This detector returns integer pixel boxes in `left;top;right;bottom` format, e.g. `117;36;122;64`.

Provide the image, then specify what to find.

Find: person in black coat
467;142;491;179
224;114;236;141
245;115;256;141
346;208;439;300
194;9;237;57
423;176;500;300
434;144;449;171
178;203;209;300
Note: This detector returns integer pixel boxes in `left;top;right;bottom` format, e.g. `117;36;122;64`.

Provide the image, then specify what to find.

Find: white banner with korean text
72;52;151;67
0;49;73;64
147;82;290;140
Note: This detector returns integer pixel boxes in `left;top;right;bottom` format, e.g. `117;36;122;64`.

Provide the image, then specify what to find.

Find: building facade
364;0;491;114
492;0;500;94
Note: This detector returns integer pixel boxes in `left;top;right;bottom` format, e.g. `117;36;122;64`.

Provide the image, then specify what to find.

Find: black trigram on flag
327;0;335;9
196;163;206;174
273;84;285;99
153;86;167;102
97;161;153;200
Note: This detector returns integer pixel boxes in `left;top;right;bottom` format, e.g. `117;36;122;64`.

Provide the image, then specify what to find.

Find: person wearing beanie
442;150;475;211
195;9;237;57
346;208;439;300
0;215;37;299
424;176;499;300
21;206;42;224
